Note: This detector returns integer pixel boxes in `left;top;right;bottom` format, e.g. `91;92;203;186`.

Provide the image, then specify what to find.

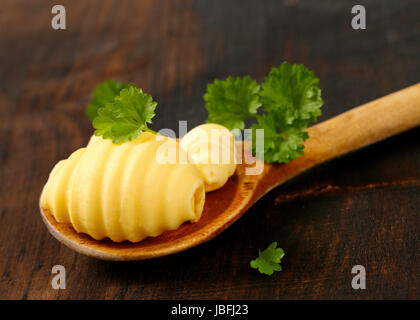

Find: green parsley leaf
260;62;323;127
92;86;157;143
251;114;308;163
86;80;133;122
204;76;261;130
204;62;323;164
250;242;285;276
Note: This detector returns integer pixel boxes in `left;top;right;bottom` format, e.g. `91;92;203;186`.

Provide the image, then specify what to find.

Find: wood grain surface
0;0;419;299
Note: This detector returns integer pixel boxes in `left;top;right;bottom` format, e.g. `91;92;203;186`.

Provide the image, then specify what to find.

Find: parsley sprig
205;62;323;163
86;80;133;122
88;82;157;143
204;76;261;130
250;242;285;275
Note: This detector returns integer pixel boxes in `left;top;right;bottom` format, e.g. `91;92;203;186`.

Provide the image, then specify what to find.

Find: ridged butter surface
40;133;205;242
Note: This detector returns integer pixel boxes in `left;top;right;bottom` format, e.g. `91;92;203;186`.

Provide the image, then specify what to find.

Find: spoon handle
263;83;420;191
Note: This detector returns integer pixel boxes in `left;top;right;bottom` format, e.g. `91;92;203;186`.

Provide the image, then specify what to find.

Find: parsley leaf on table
86;80;133;122
204;76;261;130
250;242;285;276
93;86;157;143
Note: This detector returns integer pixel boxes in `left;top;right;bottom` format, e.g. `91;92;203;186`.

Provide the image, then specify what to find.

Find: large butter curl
180;123;237;191
40;132;205;242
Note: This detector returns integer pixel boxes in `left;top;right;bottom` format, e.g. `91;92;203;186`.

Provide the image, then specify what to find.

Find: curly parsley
204;76;261;130
250;242;285;275
205;62;323;163
91;85;157;143
86;80;133;122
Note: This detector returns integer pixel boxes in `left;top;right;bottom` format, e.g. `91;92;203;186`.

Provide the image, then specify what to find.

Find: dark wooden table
1;0;419;299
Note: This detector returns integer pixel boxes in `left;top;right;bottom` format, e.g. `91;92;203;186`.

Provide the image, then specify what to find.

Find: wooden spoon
40;83;420;261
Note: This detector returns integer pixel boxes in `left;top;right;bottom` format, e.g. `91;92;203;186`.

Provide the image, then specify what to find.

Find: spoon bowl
40;144;262;261
41;84;420;260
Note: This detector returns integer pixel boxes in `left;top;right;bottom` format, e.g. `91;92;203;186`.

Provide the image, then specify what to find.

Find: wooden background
0;0;419;299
